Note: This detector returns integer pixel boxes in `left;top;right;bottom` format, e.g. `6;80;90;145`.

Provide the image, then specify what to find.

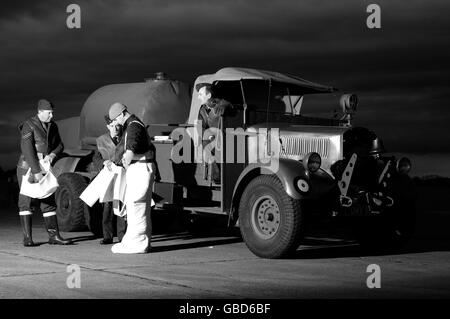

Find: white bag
111;164;127;217
100;164;126;203
80;164;127;212
79;167;116;207
19;160;59;199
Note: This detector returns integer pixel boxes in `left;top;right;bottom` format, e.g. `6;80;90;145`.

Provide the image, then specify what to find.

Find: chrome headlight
396;157;411;175
340;93;358;115
303;152;321;173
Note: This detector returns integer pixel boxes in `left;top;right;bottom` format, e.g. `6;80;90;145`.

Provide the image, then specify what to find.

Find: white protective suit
111;156;155;254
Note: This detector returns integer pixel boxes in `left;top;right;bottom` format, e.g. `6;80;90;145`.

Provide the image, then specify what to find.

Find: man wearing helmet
107;102;155;254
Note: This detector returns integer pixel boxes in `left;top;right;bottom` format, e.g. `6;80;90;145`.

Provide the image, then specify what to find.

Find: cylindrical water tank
79;75;192;149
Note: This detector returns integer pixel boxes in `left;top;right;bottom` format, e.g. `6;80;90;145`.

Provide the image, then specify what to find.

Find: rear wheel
55;172;103;237
55;173;88;232
239;175;304;258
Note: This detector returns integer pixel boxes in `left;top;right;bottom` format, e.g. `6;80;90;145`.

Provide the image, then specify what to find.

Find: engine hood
248;123;347;176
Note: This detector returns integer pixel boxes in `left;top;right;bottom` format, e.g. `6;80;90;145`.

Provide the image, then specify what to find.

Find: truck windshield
213;79;337;118
300;93;342;119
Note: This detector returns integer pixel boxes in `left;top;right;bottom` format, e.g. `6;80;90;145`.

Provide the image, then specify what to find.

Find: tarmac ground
1;202;449;300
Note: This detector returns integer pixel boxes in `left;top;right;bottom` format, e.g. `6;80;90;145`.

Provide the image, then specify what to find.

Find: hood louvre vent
280;136;330;158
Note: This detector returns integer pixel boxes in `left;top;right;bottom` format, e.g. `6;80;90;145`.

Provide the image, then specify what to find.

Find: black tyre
239;175;304;258
55;172;103;237
55;173;89;232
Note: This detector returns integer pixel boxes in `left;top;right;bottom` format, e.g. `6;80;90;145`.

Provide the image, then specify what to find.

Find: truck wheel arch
52;149;94;177
231;159;307;223
273;158;309;200
52;156;81;178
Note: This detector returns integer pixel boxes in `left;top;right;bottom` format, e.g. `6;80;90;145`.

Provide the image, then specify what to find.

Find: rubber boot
20;214;37;247
44;214;73;245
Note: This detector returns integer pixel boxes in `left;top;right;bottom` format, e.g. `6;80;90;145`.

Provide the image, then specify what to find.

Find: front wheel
239;175;304;258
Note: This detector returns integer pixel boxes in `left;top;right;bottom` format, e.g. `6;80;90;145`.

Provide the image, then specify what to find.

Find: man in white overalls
107;102;155;254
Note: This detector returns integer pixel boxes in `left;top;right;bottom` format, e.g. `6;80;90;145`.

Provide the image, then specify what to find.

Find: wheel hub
251;195;280;239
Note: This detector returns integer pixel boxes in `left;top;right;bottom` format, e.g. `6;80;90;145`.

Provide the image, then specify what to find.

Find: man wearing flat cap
16;99;72;246
107;102;156;254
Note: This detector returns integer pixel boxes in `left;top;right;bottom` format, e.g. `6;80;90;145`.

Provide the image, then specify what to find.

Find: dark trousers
102;202;127;241
202;140;221;183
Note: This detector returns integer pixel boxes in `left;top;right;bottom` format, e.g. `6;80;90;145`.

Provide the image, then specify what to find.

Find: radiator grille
280;136;330;158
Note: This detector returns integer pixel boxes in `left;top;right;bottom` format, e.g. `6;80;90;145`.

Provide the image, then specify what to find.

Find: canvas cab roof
194;67;336;93
188;67;336;124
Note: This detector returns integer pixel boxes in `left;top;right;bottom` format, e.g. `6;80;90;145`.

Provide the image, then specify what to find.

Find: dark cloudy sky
1;0;449;176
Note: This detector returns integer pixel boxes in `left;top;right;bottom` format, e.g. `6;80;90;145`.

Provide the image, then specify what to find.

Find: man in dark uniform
107;102;156;254
92;115;127;245
17;99;72;246
196;83;232;183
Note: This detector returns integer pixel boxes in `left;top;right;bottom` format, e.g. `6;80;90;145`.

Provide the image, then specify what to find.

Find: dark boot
20;214;37;247
101;202;114;244
212;162;221;185
44;214;73;245
117;216;127;242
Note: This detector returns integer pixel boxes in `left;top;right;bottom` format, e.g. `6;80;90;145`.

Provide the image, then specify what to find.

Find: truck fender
272;158;308;200
231;159;308;221
271;158;336;200
52;157;81;178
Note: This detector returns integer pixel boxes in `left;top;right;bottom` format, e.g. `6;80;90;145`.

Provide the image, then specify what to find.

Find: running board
183;206;227;215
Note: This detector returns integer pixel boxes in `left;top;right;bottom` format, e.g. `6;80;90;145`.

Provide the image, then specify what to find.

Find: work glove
30;172;44;183
43;153;56;164
121;150;134;169
215;105;226;116
214;101;232;116
103;160;113;171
